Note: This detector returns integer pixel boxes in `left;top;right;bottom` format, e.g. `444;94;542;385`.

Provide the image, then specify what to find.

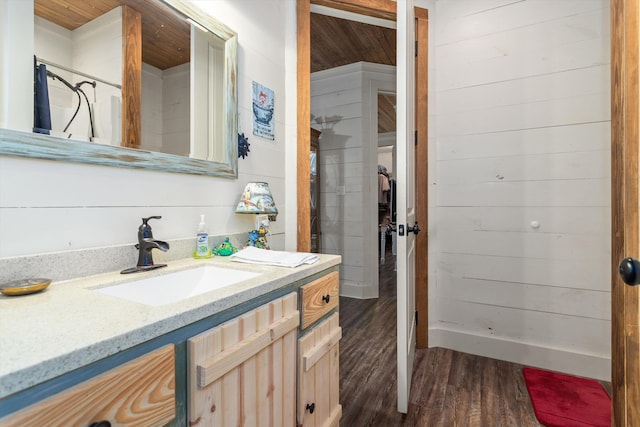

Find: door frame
415;7;429;348
297;0;398;253
296;0;397;256
611;0;640;425
296;0;429;347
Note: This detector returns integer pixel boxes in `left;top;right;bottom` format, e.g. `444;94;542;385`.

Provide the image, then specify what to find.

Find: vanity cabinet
187;271;342;427
0;345;175;426
0;261;342;427
298;271;342;427
188;293;299;426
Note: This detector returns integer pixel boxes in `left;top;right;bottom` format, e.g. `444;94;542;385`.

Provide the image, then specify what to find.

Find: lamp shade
235;182;278;214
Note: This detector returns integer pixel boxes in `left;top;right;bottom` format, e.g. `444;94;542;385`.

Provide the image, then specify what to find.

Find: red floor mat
523;367;611;427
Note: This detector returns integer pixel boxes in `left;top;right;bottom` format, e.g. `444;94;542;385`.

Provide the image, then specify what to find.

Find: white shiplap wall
34;16;75;130
430;0;611;380
70;8;122;142
311;63;395;299
162;63;190;157
0;0;294;258
141;63;164;152
141;62;189;155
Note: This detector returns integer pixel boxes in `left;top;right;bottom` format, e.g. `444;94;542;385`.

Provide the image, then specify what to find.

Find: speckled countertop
0;254;340;399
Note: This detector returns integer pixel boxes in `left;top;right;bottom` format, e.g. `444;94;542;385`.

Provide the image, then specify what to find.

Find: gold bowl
0;278;51;296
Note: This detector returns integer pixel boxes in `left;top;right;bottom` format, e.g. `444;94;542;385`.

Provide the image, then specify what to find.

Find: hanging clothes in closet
378;164;390;225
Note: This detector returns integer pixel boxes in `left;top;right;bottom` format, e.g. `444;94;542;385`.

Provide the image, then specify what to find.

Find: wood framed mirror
0;0;238;178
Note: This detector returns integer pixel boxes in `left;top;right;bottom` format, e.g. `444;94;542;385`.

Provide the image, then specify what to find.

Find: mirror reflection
1;0;238;177
35;0;199;157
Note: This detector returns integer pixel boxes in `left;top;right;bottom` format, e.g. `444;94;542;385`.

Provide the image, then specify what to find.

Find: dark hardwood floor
338;247;611;426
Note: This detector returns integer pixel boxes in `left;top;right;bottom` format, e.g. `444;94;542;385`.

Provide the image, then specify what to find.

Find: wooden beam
122;5;141;149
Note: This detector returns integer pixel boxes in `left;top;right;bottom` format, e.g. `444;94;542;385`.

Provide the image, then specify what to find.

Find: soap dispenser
195;214;210;258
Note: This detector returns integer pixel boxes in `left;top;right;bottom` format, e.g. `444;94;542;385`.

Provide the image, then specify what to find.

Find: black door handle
407;222;421;235
619;257;640;286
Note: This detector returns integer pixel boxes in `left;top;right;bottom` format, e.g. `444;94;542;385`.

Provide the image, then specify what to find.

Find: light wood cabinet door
299;271;339;330
188;292;299;426
0;345;176;427
298;312;342;427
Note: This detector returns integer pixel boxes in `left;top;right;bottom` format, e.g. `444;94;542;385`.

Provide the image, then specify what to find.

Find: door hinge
414;130;418;146
415;40;418;57
415;311;418;325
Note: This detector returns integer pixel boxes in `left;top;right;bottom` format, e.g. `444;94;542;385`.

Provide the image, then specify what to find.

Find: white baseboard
429;327;611;381
340;280;379;299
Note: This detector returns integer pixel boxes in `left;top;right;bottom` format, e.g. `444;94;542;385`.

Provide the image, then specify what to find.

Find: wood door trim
297;0;311;252
415;7;429;349
611;0;640;424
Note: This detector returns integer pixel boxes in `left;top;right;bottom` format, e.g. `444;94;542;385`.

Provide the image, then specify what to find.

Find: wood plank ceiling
34;0;189;70
311;12;396;133
310;13;396;73
33;1;396;132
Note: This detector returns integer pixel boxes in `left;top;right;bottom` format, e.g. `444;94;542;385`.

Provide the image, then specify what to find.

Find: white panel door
396;0;417;414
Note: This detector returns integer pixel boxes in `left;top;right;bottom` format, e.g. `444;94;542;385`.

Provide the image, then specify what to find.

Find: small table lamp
235;182;278;229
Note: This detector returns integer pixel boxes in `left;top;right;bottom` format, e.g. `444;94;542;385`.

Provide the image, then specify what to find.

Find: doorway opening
309;7;397;300
300;0;429;414
377;92;397;284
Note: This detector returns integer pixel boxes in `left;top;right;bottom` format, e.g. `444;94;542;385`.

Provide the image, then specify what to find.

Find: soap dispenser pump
195;214;210;258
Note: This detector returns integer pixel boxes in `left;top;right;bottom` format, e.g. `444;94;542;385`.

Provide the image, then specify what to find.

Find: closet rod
36;56;122;90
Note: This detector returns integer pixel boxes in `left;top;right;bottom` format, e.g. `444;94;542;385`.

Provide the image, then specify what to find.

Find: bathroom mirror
0;0;238;178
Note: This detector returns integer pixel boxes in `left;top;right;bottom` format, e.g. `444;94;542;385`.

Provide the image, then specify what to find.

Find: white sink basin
95;266;261;307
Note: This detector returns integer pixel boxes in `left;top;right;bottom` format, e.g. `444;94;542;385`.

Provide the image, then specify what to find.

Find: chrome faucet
121;216;170;274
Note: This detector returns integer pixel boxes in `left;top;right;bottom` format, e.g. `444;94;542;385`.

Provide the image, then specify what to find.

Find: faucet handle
142;216;162;224
139;216;162;239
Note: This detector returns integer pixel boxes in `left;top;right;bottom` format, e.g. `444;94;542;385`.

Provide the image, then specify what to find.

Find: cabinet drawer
188;292;299;426
0;345;175;427
298;312;342;427
300;271;339;329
